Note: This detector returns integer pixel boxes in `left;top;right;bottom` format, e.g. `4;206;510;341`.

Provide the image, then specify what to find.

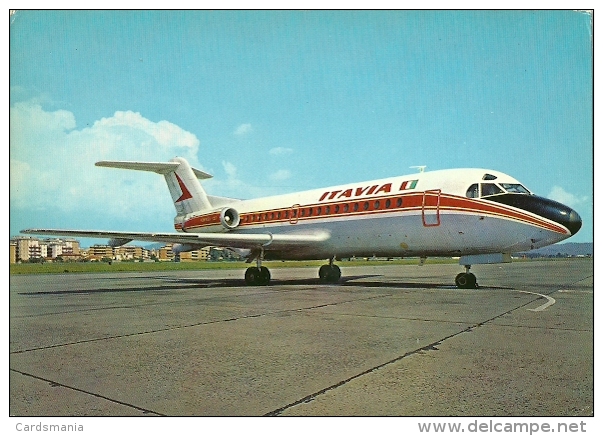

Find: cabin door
289;204;300;224
422;190;441;227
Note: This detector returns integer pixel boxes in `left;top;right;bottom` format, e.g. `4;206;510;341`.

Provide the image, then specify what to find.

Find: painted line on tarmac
518;291;556;312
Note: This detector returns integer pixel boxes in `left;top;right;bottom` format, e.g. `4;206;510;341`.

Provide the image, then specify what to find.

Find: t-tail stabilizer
95;157;213;216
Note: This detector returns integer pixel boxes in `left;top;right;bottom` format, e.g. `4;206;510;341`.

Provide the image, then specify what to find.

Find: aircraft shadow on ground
18;275;510;295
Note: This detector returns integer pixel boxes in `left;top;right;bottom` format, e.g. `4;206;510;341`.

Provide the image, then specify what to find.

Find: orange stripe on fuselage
178;193;569;235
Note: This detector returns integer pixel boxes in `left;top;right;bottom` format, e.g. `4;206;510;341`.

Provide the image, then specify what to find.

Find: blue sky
10;10;593;245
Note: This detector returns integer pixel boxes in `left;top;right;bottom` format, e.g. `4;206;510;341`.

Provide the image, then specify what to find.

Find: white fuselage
175;168;572;261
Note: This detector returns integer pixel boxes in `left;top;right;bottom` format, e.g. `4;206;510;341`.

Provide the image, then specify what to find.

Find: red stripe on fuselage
178;193;569;235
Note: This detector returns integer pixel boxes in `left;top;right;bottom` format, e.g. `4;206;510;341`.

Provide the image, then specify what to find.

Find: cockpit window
481;183;504;197
482;173;498;181
501;183;530;194
467;181;531;198
466;184;479;198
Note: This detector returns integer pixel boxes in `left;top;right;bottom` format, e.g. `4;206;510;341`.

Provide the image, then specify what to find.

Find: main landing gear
245;265;271;286
455;265;478;289
319;258;341;283
244;251;342;286
245;248;271;285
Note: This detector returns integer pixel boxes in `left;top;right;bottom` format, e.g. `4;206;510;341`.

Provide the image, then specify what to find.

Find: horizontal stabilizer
21;229;331;250
95;160;213;179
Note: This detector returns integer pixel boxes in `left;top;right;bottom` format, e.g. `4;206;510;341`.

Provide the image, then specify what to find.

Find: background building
9;237;240;263
10;237;81;263
10;242;17;264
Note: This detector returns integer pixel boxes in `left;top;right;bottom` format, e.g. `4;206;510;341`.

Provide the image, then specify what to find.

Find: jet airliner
22;157;582;288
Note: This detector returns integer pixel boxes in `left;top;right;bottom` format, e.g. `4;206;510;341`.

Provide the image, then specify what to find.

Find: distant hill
518;242;593;257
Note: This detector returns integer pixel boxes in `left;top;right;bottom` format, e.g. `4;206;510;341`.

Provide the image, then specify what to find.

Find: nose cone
535;200;582;236
488;194;582;236
565;209;582;235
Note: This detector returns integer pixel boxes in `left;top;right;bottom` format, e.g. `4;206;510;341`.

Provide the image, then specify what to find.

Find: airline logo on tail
175;174;193;203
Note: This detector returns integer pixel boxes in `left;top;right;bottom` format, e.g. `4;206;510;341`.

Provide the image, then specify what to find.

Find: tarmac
9;259;593;417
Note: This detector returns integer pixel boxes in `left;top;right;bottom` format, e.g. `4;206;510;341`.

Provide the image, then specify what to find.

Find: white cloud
269;169;292;181
9;101;203;225
233;123;253;136
547;186;589;208
10;101;76;133
222;161;238;179
94;111;198;149
269;147;293;156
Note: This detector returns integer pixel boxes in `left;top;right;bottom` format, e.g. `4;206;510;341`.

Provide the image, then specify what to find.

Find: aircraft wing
20;229;330;249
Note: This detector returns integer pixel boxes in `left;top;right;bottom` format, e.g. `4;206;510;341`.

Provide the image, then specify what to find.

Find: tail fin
95;157;213;216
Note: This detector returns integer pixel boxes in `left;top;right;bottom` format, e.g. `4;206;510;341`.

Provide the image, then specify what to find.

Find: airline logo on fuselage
318;179;418;202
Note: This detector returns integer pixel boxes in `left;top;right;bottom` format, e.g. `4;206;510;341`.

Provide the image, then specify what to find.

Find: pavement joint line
10;294;391;354
11;287;348;319
263;289;566;416
306;311;497;326
9;368;164;416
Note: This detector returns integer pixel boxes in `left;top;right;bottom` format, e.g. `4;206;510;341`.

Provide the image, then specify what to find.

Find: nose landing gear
455;265;478;289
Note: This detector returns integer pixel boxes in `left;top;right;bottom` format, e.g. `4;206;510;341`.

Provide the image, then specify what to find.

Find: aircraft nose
529;197;582;235
487;194;582;236
565;209;582;235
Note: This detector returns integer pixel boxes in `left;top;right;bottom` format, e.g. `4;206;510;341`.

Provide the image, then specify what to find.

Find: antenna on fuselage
410;165;427;173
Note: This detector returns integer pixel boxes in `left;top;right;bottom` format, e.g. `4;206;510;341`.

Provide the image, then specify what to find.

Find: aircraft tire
245;267;259;285
329;265;341;282
246;266;271;285
319;265;330;282
319;264;341;283
455;272;477;289
259;266;271;285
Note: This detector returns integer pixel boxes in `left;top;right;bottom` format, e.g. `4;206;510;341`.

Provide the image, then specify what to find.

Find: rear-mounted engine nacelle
220;207;240;230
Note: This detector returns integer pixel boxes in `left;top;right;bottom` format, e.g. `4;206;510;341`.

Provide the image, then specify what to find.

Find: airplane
22;156;582;288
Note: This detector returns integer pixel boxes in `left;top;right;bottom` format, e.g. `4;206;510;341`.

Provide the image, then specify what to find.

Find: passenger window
466;184;479;198
481;183;504;197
